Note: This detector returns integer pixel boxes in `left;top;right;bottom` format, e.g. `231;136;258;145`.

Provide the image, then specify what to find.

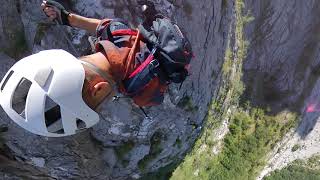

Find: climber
0;0;193;137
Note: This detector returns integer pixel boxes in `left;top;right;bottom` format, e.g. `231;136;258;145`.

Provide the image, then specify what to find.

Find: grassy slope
170;1;298;180
264;156;320;180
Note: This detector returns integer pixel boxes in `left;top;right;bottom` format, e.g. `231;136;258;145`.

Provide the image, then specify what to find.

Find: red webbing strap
128;54;154;79
123;30;141;78
128;48;157;79
111;29;138;36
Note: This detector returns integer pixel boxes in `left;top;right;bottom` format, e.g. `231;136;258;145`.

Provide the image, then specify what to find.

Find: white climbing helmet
0;50;100;137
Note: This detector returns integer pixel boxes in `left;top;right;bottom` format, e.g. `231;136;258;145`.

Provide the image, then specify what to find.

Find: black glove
45;0;71;26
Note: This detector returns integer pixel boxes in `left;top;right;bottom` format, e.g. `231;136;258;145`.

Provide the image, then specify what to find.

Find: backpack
98;16;193;107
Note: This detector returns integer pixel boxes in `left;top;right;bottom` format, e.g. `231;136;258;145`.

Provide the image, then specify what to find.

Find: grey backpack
98;15;193;106
137;15;193;83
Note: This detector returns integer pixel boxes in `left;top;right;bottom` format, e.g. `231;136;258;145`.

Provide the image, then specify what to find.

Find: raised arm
67;14;101;33
41;0;101;33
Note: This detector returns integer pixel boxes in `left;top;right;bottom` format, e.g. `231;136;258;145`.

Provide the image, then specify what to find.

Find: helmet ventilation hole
76;119;86;129
34;66;53;88
45;96;64;134
12;77;32;116
1;70;14;91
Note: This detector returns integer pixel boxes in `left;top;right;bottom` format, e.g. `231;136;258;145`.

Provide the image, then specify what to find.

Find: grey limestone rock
0;0;228;179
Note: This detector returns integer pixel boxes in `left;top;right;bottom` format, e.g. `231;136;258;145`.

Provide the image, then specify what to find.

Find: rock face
3;0;320;179
0;0;28;59
0;0;231;179
244;0;320;177
243;0;320;115
244;0;320;147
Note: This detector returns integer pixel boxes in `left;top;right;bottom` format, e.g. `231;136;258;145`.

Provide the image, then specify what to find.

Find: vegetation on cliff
264;155;320;180
171;1;298;179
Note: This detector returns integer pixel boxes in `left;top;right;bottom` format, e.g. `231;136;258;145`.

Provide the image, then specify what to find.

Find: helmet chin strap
79;60;118;111
78;60;117;92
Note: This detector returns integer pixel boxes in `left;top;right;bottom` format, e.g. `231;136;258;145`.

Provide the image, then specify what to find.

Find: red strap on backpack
128;48;157;78
111;29;138;36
